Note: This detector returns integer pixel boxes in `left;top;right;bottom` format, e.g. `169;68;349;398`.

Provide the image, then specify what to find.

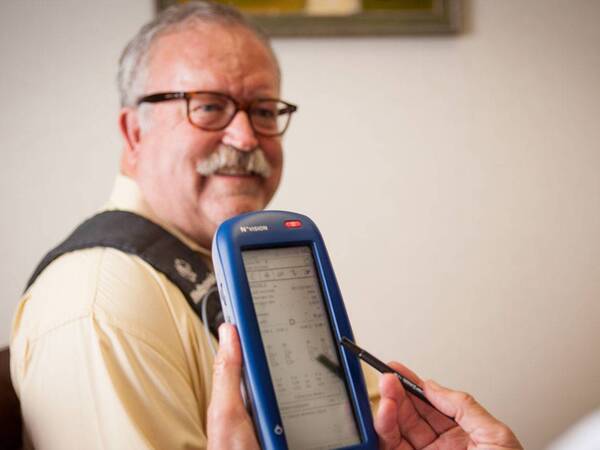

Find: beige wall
1;1;599;448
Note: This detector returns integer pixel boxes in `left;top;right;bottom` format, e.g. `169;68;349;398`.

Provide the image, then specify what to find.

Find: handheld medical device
212;211;377;450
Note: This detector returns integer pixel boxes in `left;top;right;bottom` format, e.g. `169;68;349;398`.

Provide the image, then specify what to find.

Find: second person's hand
375;361;523;450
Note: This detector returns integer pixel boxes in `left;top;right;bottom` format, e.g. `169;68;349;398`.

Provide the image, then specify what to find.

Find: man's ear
119;107;142;168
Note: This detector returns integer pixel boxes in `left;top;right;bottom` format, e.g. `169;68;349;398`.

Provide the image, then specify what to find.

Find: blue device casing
212;211;377;450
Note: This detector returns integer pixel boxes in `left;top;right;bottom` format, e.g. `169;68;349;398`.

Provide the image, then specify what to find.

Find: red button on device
284;220;302;229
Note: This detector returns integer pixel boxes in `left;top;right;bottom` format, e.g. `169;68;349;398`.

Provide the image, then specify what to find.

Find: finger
208;324;245;422
379;372;437;449
424;380;491;432
410;393;456;435
207;324;259;450
424;380;522;448
374;392;413;450
387;362;454;434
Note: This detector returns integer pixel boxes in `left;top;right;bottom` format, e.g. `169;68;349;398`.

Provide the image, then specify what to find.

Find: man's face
126;23;283;248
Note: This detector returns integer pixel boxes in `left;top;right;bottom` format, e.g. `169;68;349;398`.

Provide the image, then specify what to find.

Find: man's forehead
144;22;279;95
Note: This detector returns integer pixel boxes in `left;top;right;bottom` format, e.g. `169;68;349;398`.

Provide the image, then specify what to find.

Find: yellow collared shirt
11;175;216;449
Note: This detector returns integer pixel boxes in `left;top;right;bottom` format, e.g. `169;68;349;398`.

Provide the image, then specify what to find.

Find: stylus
340;336;455;422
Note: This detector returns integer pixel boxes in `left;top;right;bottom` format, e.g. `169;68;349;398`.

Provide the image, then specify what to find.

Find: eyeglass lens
187;93;292;135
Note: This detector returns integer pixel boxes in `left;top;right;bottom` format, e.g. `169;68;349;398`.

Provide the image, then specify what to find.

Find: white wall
2;1;599;449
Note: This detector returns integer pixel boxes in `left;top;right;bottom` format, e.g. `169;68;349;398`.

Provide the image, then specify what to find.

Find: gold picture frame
157;0;462;36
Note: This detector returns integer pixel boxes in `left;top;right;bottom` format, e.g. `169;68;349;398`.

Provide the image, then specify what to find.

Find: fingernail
218;324;229;344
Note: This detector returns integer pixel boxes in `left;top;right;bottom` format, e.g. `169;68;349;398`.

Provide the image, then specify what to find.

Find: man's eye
193;103;225;113
252;108;275;119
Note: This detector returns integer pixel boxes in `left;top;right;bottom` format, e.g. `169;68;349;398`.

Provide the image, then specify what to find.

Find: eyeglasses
137;91;297;137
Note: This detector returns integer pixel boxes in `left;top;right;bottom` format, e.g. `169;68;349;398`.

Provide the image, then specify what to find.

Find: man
11;2;521;449
12;3;287;448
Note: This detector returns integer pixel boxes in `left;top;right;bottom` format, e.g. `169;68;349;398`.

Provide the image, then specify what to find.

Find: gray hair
117;1;280;108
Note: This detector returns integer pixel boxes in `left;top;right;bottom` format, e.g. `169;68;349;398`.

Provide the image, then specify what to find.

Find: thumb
207;325;260;450
210;324;244;410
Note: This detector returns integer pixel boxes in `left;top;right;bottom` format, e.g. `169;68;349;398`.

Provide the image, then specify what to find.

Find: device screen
242;246;361;450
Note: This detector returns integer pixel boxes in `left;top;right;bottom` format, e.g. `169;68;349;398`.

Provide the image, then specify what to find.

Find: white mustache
195;145;272;178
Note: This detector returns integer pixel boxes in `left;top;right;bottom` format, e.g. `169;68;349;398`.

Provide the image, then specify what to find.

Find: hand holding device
207;327;523;450
207;324;260;450
375;361;523;450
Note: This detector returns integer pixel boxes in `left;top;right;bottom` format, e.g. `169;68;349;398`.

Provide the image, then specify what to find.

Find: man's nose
221;110;259;151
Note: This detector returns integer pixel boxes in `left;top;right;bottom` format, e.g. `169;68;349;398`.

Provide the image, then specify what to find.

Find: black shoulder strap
26;210;223;338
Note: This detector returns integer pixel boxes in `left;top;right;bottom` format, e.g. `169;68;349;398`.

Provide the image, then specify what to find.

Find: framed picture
157;0;462;36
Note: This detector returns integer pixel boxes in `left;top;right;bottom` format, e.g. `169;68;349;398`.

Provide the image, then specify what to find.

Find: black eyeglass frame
136;91;298;137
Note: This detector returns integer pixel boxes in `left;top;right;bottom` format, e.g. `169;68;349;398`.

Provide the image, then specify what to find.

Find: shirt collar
104;174;211;258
